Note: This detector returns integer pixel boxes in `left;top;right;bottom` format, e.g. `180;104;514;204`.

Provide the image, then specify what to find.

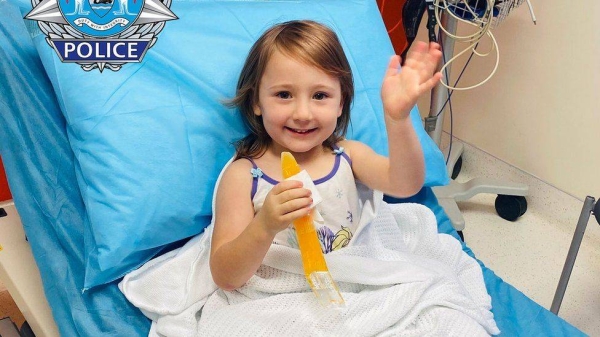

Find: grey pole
426;11;457;146
550;196;597;315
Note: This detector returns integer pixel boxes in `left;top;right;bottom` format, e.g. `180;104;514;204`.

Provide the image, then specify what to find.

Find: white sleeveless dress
246;147;381;253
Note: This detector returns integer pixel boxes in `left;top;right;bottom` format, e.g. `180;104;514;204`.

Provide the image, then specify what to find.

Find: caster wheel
457;230;464;242
495;195;527;221
451;156;463;180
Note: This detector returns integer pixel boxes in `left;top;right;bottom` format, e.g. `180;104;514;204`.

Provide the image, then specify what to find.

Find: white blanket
119;202;499;336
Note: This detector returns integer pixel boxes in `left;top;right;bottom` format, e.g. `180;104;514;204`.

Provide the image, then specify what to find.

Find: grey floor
450;138;600;336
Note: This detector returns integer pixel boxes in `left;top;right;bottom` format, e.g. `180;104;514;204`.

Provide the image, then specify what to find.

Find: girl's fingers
412;41;428;53
403;42;442;83
428;45;442;65
421;72;443;90
281;207;313;224
409;41;441;63
385;55;401;77
278;187;312;203
272;180;306;197
408;41;440;60
280;197;313;215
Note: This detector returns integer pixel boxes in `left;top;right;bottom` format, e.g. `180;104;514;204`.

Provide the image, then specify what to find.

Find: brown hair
227;20;354;160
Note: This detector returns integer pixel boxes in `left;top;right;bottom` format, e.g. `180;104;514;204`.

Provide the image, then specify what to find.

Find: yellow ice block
281;152;345;307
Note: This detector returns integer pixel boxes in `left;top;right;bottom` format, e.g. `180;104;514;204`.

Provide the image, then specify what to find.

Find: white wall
416;1;600;200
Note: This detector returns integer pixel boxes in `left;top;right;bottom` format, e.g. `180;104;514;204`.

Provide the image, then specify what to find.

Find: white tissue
285;170;323;208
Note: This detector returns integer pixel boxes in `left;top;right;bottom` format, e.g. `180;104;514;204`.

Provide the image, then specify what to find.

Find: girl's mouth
286;127;316;135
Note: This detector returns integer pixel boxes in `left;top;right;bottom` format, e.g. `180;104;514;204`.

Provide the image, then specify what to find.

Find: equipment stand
426;11;529;232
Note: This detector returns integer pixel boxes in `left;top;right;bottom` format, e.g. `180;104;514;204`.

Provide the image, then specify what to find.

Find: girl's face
254;50;343;157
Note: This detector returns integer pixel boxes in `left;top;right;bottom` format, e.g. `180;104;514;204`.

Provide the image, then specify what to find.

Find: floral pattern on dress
314;224;354;253
346;211;353;224
317;226;336;254
332;226;353;251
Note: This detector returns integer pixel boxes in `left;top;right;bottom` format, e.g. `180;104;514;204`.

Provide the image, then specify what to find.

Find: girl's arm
210;159;312;290
345;42;442;198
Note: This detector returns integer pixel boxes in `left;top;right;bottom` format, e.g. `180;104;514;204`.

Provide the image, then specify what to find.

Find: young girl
210;20;442;291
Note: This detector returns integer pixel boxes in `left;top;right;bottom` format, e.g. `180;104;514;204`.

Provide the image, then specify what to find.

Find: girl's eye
313;92;328;100
276;91;291;99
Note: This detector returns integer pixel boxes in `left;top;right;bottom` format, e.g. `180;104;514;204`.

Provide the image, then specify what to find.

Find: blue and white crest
89;0;114;18
25;0;176;71
58;0;143;37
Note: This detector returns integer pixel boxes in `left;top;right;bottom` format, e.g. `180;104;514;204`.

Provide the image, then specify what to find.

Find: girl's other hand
381;41;443;121
256;180;313;236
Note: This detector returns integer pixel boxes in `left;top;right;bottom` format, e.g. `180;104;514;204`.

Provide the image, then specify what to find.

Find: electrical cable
445;63;454;165
437;34;479;164
425;0;530;163
436;0;492;42
525;0;536;25
433;0;500;91
438;31;453;165
435;0;497;89
440;47;475;165
436;45;478;118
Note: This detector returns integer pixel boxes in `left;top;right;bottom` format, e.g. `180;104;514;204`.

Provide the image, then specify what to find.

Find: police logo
25;0;177;71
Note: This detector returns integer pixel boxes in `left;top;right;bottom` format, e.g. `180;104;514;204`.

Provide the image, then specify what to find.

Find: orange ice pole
281;152;345;307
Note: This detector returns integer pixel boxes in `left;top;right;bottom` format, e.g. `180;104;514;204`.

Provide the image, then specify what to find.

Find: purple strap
247;145;351;200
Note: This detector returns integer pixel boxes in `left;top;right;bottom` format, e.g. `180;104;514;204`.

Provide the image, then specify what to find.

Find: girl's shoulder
337;140;381;170
214;158;255;205
220;158;255;184
231;156;255;168
337;139;369;159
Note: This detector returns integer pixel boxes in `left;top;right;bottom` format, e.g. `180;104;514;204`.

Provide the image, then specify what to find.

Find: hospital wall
416;1;599;201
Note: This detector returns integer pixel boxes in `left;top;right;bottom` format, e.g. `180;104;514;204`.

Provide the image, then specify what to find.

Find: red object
0;156;12;202
377;0;409;56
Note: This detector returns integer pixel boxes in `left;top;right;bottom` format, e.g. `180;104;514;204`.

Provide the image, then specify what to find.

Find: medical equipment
0;0;583;335
551;196;600;314
424;0;534;233
281;152;345;307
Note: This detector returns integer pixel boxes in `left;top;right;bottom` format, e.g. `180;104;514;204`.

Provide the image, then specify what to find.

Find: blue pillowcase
14;0;448;288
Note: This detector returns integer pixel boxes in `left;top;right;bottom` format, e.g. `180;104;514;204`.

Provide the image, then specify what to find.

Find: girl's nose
293;100;312;121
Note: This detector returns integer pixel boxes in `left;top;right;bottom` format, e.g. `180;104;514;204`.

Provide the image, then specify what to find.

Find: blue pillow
16;0;448;288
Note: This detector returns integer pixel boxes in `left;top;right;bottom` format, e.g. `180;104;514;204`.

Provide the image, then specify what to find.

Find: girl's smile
285;127;317;135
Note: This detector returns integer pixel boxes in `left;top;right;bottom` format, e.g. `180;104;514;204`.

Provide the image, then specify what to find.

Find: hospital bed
0;0;585;335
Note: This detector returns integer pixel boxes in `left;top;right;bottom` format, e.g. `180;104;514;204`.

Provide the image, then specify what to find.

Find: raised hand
255;180;312;236
381;41;443;121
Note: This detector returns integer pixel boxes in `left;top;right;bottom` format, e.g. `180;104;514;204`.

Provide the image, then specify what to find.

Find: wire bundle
434;0;499;90
433;0;534;90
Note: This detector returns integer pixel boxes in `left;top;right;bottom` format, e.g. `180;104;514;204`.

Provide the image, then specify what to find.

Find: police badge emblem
25;0;177;71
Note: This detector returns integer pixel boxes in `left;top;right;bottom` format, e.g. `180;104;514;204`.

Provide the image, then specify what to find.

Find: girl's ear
337;102;343;117
253;103;262;116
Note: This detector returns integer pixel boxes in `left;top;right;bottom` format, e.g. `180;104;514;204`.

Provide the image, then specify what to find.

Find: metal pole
550;196;596;314
426;11;458;147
